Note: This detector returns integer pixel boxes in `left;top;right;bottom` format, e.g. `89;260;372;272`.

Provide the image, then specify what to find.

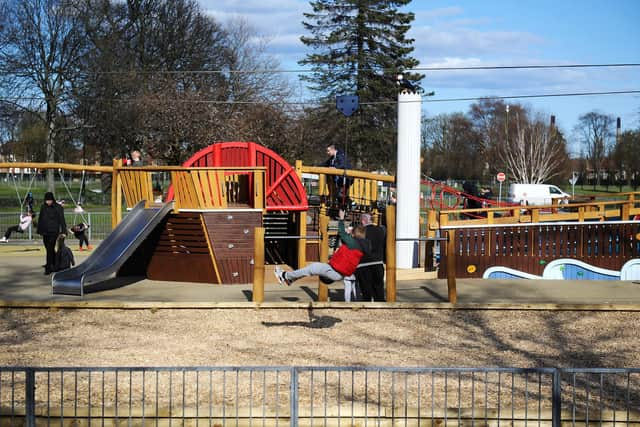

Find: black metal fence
0;367;638;427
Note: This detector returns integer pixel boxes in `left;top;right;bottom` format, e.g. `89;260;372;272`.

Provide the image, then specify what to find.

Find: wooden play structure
109;141;397;297
3;141;640;303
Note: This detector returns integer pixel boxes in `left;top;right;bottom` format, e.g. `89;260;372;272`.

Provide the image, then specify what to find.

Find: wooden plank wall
146;213;219;283
202;211;263;284
438;222;640;278
120;170;154;208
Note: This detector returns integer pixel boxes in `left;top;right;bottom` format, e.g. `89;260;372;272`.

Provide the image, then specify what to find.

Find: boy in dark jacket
54;234;75;271
37;192;67;275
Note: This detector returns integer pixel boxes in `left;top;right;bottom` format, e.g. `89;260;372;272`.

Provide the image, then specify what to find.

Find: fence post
318;214;330;302
290;368;299;427
552;369;561;427
25;368;35;427
446;230;457;304
297;211;307;268
252;227;265;303
385;204;396;302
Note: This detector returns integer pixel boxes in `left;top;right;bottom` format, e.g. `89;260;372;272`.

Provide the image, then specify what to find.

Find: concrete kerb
1;300;640;311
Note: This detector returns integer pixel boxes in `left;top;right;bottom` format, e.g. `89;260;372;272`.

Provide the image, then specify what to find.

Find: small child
343;274;358;302
54;234;75;272
69;222;92;251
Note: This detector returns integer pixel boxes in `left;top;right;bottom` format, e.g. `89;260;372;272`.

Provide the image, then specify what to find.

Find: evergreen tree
299;0;423;170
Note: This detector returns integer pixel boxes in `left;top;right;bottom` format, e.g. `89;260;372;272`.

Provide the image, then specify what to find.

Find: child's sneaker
0;237;7;242
273;266;291;286
79;247;85;251
87;245;93;250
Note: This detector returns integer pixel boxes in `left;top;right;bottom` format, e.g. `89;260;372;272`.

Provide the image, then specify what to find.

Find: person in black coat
355;213;387;301
37;192;67;275
320;144;353;204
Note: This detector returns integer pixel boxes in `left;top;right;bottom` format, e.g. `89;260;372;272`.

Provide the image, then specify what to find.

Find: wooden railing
112;162;267;226
431;193;640;230
296;161;395;211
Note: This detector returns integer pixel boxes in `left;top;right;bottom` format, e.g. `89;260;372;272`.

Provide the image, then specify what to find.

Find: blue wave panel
561;264;619;280
487;271;523;279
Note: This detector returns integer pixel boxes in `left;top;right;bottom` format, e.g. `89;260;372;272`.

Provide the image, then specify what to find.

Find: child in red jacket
274;210;370;295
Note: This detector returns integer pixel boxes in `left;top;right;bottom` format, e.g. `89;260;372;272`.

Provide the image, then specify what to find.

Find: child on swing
0;209;35;242
69;222;92;251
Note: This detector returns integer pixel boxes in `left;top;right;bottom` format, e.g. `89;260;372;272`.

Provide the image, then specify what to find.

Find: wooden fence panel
439;222;640;279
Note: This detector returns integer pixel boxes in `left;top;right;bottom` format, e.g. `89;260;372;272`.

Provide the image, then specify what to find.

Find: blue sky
201;0;640;155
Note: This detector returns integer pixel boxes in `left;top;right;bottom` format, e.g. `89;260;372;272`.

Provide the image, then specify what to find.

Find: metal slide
52;201;174;296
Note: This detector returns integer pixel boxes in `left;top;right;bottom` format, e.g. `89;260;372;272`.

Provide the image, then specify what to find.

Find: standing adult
321;144;352;204
37;192;67;275
355;213;386;301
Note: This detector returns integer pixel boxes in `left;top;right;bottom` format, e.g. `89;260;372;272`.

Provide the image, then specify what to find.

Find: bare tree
422;113;484;181
611;129;640;190
222;18;291;104
75;1;294;164
0;0;86;189
575;111;614;189
500;116;567;184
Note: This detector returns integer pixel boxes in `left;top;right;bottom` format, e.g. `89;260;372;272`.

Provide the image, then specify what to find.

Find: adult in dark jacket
355;213;386;301
321;144;353;203
37;192;67;275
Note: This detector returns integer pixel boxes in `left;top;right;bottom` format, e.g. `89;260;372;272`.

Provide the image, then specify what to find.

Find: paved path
1;244;640;309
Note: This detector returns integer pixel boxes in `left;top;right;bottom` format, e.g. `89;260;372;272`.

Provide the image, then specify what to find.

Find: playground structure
2;141;640;302
0;142;398;300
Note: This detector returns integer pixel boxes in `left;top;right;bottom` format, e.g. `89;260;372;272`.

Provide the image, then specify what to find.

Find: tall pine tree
299;0;423;170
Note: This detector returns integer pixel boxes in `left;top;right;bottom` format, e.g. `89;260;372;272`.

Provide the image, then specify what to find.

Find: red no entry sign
497;172;506;182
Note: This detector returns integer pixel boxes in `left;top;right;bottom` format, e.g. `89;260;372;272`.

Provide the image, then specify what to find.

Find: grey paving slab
1;248;640;309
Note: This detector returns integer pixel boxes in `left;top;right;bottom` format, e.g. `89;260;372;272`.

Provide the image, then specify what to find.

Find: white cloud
201;0;307;61
410;26;545;58
417;7;464;19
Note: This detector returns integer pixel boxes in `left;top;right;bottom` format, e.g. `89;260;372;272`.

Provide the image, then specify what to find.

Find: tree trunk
46;101;57;192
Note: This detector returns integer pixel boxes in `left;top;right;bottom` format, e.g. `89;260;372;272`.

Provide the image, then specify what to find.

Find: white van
508;183;570;206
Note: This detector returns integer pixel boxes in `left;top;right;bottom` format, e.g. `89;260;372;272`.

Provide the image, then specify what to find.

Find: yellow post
385;204;396;302
439;212;449;227
318;213;330;302
318;174;327;198
426;209;437;239
298;211;307;268
446;230;457;304
622;201;630;221
252;227;265;303
254;170;265;210
513;207;521;222
295;159;303;179
111;159;123;228
531;208;540;223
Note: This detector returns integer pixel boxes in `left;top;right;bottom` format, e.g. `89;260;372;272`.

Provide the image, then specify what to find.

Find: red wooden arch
166;142;308;211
